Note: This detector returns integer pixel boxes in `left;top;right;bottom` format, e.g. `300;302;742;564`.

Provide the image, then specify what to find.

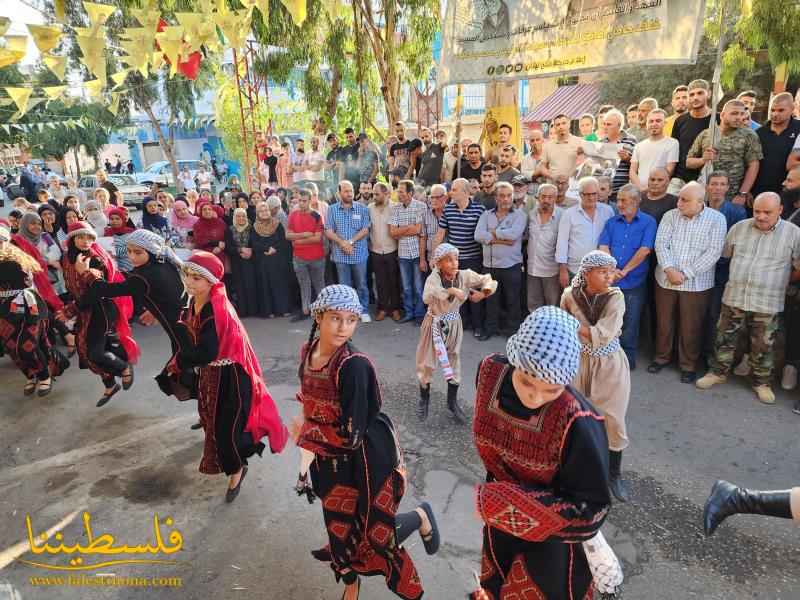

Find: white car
79;174;150;209
134;160;205;187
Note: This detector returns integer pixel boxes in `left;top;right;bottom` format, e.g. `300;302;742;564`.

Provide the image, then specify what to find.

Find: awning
522;84;600;124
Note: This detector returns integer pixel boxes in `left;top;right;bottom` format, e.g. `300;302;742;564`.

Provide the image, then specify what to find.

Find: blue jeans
398;257;425;318
335;260;369;311
620;284;647;367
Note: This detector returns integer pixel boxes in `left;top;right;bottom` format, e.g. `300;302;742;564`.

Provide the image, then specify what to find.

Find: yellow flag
108;92;121;116
214;9;251;49
42;85;67;100
175;12;217;53
151;51;165;71
131;8;161;38
0;35;28;69
84;79;104;99
120;39;150;76
121;26;156;53
279;0;307;25
5;87;34;115
0;16;10;37
110;69;130;88
75;32;107;82
242;0;269;19
320;0;338;19
42;53;67;80
54;0;66;22
27;24;63;54
155;26;185;77
83;1;116;34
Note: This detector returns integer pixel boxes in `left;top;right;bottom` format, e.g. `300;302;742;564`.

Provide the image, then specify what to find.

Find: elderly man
390;180;427;324
555;176;615;288
368;182;402;322
527;183;562;311
697;192;800;404
630;109;679;191
598;184;657;369
754;93;800;196
540;114;583;180
474;182;527;340
421;183;447;275
601;109;637;200
520;129;544;179
687;99;763;204
649;181;727;383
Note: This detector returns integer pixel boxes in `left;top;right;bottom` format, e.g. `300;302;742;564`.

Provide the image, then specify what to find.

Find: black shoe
419;502;441;555
398;315;415;324
703;479;793;536
190;421;203;430
473;329;483;339
608;450;629;502
122;366;134;390
647;361;667;373
446;382;467;425
477;331;494;342
97;384;121;407
417;384;430;421
225;465;248;503
290;313;309;322
680;370;696;384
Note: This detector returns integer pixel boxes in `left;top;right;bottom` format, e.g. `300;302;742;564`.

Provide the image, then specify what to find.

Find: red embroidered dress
297;341;424;600
471;354;612;600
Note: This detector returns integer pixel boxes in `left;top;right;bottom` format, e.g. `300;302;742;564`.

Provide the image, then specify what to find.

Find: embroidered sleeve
336;355;376;451
476;412;611;543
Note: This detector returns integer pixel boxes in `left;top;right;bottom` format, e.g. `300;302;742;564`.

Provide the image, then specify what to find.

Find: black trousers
484;264;522;335
370;251;402;312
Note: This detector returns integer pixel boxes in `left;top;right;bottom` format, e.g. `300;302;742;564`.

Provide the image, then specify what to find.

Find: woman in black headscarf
224;208;258;317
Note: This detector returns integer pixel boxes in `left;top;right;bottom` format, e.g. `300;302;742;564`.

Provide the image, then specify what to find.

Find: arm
629;160;642;189
80;272;146;307
685;132;710;170
494;210;527;241
587;291;625;347
654;211;676;270
737;160;759;196
474;211;493;244
422;270;449;303
175;313;219;369
619;246;651;278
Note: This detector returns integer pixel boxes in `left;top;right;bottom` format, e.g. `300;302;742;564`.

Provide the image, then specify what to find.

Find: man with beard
389;121;414;179
782;165;800;219
417;127;446;186
457;143;485;182
496;145;521;183
341;127;361;190
474;163;498;210
671;79;713;190
663;85;689;137
756;93;800;196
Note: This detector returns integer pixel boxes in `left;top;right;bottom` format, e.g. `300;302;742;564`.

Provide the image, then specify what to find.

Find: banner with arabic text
438;0;706;86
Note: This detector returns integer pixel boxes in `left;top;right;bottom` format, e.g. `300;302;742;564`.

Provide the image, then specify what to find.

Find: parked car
134;160;204;187
79;174;150;210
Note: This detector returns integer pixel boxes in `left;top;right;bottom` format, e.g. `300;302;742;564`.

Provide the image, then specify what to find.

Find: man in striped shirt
649;181;727;383
697;192;800;405
434;178;487;336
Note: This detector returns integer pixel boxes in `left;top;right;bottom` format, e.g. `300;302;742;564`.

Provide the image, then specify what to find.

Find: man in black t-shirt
341;127;361;189
325;132;343;186
454;143;484;181
97;169;121;206
671;79;712;186
357;132;379;184
389;121;415;179
417;127;446;186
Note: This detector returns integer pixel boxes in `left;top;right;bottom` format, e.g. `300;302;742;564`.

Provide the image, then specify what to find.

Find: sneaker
696;372;727;390
782;365;798;390
733;354;751;377
753;385;775;405
360;313;372;323
792;400;800;415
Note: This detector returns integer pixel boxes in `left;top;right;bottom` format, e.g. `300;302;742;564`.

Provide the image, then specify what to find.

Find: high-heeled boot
703;480;793;536
446;382;467;425
418;384;430;421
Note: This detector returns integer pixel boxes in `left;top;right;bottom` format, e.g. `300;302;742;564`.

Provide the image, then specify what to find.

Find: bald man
753;92;800;196
649;182;727;383
697;192;800;404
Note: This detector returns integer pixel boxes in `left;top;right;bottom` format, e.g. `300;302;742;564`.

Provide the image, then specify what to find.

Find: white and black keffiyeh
0;226;10;243
583;531;624;597
309;284;363;316
432;242;459;265
571;250;617;290
127;229;183;268
506;306;581;386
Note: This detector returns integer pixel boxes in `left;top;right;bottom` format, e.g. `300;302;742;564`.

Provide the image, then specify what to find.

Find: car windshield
109;175;135;185
144;163;165;173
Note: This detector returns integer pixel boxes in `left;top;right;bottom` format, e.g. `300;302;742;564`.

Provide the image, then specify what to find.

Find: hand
559;266;570;289
468;290;485;302
218;242;226;250
614;268;626;283
74;254;89;274
702;147;717;163
665;268;685;286
240;247;252;259
447;287;466;302
419;259;428;273
340;241;354;255
578;325;591;343
617;148;631;161
89;268;103;279
138;310;156;326
212;246;221;254
266;247;277;256
732;192;752;207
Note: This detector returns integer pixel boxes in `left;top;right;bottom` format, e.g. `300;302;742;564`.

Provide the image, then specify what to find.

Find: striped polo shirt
438;198;485;260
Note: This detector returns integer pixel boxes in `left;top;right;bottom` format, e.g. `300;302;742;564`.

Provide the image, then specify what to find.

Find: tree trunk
141;98;180;192
72;147;81;178
324;64;342;128
168;117;183;193
357;0;401;126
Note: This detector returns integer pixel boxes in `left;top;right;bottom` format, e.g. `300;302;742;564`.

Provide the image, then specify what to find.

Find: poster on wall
438;0;706;86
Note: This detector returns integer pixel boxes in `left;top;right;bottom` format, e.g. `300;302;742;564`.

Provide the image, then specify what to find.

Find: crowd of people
3;76;800;599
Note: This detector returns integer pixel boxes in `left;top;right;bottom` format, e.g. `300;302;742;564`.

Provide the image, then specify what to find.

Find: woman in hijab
104;207;135;272
224;208;258;317
469;307;613;600
38;204;59;238
167;251;288;500
62;221;139;406
169;200;198;248
141;196;170;236
17;211;66;297
57;207;82;250
247;191;263;222
192;201;227;254
250;200;290;318
83;200;108;234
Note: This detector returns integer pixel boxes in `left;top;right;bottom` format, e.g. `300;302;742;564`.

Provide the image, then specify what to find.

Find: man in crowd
368;182;402;322
457;143;485;181
579;113;598;141
417;127;446;186
421;183;447;276
511;175;534;212
287;188;326;322
630;108;679;191
737;90;760;130
555;174;576;208
629;97;659;142
526;183;562;311
539;114;583;180
596;104;614;139
96;169;122;206
325;132;342;188
442;139;460;183
434;177;487;335
357;181;373;204
47;175;65;205
602;109;637;200
599;184;657;369
671;79;713;190
754;92;800;196
340;128;361;190
640;167;678;225
697;192;800;405
474;163;498;210
782;165;800;218
556;176;615;287
303;136;326;184
663;85;689;137
474;182;527;340
325;180;372;321
290;138;308;184
389;121;414;179
520;129;545;179
649;181;727;383
390;180;427;324
626;104;640;134
687;99;763;204
597;175;612;204
356;132;380;186
496;145;521;183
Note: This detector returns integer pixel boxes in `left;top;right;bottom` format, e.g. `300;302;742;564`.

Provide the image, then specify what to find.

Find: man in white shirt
520;129;545;179
179;166;196;192
630;108;679;191
196;165;212;191
539;114;584;180
303;136;326;182
527;183;563;311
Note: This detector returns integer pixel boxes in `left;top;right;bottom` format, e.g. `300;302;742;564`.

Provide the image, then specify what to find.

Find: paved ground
1;316;799;600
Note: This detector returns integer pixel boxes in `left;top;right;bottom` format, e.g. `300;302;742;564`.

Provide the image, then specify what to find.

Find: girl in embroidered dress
168;251;288;501
560;250;631;502
294;284;441;600
470;307;613;600
415;243;496;424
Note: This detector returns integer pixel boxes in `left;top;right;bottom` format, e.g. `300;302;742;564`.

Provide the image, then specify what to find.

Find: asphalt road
1;316;799;600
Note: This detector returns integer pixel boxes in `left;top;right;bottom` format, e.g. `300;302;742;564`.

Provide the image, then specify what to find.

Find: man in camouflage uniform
697;192;800;405
686;99;763;205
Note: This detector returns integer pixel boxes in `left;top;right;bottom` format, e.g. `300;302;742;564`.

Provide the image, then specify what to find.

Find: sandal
97;383;121;407
37;379;52;397
225;465;248;503
419;502;441;555
24;379;37;396
121;367;134;390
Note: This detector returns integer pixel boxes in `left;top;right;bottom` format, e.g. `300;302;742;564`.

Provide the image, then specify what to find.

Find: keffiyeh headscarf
127;229;183;268
506;306;581;386
309;284;363;316
571;250;617;290
432;243;459;265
